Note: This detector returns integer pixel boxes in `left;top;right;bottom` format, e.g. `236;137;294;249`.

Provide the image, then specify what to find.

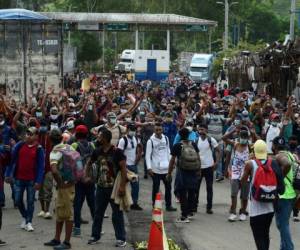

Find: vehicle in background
134;50;169;82
188;53;214;83
114;49;135;72
177;52;194;74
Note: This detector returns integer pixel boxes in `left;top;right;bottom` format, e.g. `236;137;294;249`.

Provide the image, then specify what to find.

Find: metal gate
0;21;63;102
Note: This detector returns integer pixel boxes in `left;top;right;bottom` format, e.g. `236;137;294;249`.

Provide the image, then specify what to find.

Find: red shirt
16;144;37;181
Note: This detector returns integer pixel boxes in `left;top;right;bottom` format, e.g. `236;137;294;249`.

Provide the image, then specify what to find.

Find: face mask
234;120;241;126
0;120;5;126
50;114;58;120
101;97;107;103
187;126;193;132
271;122;278;127
128;131;136;137
36;112;42;118
125;117;131;122
50;124;58;130
88;105;93;111
120;109;127;114
110;118;117;125
240;138;248;145
39;126;48;133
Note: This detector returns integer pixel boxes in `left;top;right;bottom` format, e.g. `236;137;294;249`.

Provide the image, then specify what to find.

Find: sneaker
115;240;127;247
166;206;177;212
72;227;81;237
53;241;71;250
206;209;214;214
38;211;45;217
293;216;300;222
239;213;247;221
130;204;143;211
44;212;52;219
25;223;34;232
188;213;194;219
20;219;26;230
44;239;61;246
216;177;224;182
0;240;6;246
228;213;237;222
176;217;190;223
88;237;100;245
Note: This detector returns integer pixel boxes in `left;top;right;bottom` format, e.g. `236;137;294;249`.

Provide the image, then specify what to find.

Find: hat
127;123;136;131
107;112;117;119
27;127;38;135
273;136;286;147
75;125;88;134
270;113;280;121
254;140;268;160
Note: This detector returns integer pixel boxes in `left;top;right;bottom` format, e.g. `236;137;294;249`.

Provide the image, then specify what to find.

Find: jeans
151;173;172;208
216;145;225;179
14;179;35;223
250;212;274;250
127;165;139;204
195;167;214;211
74;182;95;228
178;188;196;218
275;199;295;250
92;187;126;241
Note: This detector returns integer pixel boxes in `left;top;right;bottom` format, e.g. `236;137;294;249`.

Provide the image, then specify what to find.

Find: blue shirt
173;131;198;145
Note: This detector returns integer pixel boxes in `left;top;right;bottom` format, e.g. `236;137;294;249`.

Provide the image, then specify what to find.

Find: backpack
120;136;137;151
76;141;94;167
55;145;84;182
285;152;300;192
178;142;200;171
251;158;278;202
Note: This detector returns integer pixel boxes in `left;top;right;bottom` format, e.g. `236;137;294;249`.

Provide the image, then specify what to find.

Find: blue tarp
0;9;50;21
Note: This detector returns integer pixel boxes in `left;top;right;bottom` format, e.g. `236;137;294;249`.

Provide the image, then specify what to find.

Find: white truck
188;53;214;83
115;49;135;72
134;50;169;81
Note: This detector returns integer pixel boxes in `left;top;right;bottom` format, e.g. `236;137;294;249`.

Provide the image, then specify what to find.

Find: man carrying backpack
71;125;95;237
272;136;296;250
146;122;177;211
118;123;143;210
86;128;127;247
194;123;220;214
241;139;284;250
5;127;45;232
167;128;200;223
44;129;83;250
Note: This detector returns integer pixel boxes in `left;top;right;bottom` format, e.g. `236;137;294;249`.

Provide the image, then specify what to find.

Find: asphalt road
1;171;299;250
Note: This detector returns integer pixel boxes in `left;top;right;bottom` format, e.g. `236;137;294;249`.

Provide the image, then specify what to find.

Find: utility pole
217;0;238;51
224;0;229;50
290;0;296;41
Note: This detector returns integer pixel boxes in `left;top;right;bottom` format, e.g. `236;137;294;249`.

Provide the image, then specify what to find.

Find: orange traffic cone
148;193;169;250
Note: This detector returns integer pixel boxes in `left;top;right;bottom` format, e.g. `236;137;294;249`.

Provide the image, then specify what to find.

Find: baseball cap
75;125;88;134
254;140;268;160
107;112;117;119
273;136;286;147
270;113;280;120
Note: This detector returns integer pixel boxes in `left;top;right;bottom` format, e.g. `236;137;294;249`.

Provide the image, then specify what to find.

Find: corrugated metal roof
40;12;217;27
0;9;50;20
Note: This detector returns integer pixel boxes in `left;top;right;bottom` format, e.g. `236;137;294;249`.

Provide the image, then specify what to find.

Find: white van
189;54;214;82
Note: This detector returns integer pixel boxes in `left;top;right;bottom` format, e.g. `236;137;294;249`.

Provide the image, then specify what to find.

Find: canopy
0;9;50;21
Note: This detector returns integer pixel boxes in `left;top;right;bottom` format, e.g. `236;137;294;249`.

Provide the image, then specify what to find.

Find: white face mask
187;126;193;132
128;131;136;137
88;105;93;111
36;112;43;118
50;114;58;120
110;118;117;125
50;124;59;130
120;109;127;114
125;117;131;122
0;120;5;126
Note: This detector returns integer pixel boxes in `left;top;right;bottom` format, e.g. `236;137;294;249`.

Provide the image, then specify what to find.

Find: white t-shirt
118;136;139;166
265;125;281;154
197;136;218;169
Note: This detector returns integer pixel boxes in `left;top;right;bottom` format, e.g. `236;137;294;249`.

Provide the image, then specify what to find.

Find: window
121;59;133;63
190;67;208;73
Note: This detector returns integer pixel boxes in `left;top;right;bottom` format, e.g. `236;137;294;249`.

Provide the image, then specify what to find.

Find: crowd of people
0;73;299;250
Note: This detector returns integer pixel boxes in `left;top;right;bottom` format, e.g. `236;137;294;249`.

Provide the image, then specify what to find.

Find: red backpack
251;158;278;202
